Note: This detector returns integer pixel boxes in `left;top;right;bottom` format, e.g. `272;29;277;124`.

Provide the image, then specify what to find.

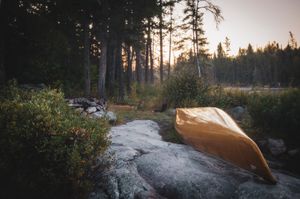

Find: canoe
175;107;277;184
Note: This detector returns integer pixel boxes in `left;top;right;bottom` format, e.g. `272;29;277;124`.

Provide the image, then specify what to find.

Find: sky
173;0;300;56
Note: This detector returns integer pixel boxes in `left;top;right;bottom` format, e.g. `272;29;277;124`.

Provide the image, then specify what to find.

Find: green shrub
162;71;246;108
163;71;208;107
196;86;231;108
111;83;162;110
224;89;249;107
247;89;300;145
0;84;109;198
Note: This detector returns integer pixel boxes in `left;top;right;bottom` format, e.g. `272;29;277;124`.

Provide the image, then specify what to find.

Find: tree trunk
168;7;173;78
145;18;152;84
98;36;107;99
273;63;278;86
150;37;154;84
0;41;5;86
83;19;91;96
135;46;142;84
168;37;171;78
145;43;149;84
159;0;164;83
0;23;4;85
116;40;125;101
107;40;116;97
126;44;132;95
0;0;6;85
194;26;201;77
195;1;201;77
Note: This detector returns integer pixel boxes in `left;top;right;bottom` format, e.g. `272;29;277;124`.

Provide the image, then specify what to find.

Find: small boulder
166;108;176;116
81;111;88;117
37;83;46;89
288;149;299;157
96;105;105;112
92;111;106;119
106;111;117;124
75;108;84;113
256;139;268;153
74;98;93;109
86;107;97;114
89;191;108;199
267;138;287;156
68;103;82;108
73;97;87;104
228;106;246;121
68;99;74;104
20;83;46;90
89;101;98;107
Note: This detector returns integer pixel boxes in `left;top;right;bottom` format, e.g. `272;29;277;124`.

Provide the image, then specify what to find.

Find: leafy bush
162;71;247;108
247;89;300;144
136;84;163;110
111;83;162;111
163;71;208;107
0;83;109;199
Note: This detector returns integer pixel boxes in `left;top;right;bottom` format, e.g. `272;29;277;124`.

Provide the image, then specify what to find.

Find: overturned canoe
175;107;277;184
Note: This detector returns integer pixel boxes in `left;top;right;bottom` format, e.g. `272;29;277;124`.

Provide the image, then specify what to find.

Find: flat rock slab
91;120;300;199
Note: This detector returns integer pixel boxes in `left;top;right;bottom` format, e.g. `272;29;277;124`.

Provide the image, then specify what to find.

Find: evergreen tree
181;0;223;77
224;36;231;57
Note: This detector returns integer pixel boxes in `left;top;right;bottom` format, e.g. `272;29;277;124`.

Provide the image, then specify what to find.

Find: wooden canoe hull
175;107;277;184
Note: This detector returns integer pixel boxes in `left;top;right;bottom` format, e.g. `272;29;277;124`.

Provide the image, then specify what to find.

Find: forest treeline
212;34;300;87
0;0;223;100
175;34;300;87
0;0;298;102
